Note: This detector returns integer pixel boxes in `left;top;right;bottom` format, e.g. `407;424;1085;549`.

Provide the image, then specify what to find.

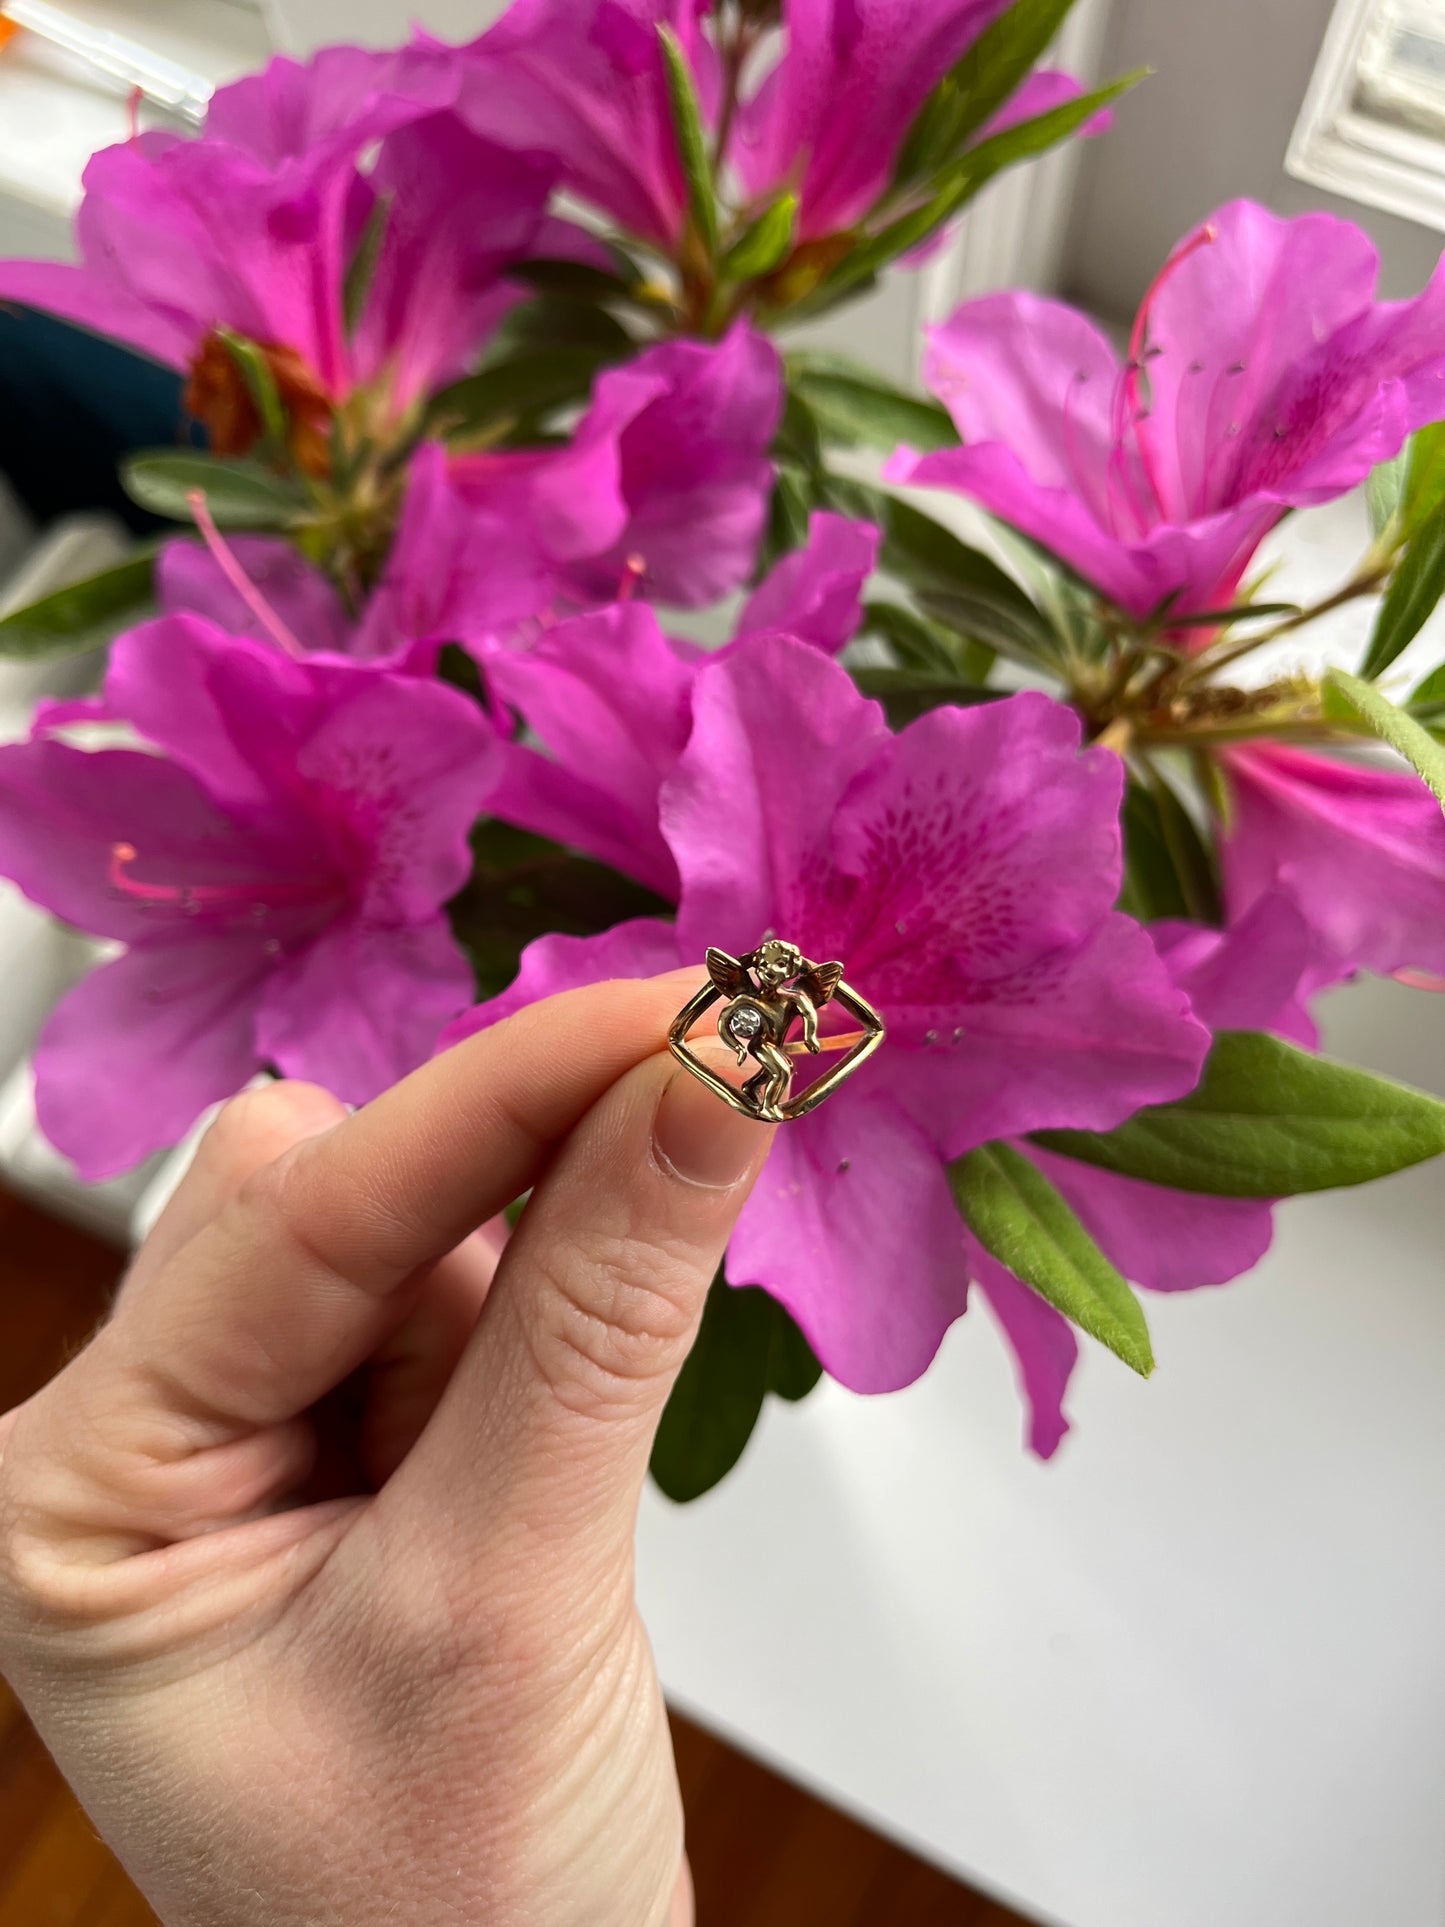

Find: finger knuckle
0;1435;96;1633
524;1232;698;1422
201;1081;342;1176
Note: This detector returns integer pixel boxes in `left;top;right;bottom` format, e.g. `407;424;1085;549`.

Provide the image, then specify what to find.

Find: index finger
97;971;698;1446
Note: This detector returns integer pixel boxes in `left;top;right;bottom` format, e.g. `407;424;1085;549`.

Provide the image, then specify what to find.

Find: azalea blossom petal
269;665;501;924
918;290;1123;515
575;323;783;607
33;935;269;1182
349;115;552;406
257;914;475;1103
829;691;1128;993
903;201;1445;617
734;511;879;652
439;917;684;1051
728;1085;969;1392
735;0;1010;238
204;44;458;162
359;445;551;660
487;604;695;895
666;637;891;957
888;441;1279;619
889;911;1208;1153
157;537;354;656
0;257;192;370
147;135;356;392
969;1246;1078;1458
0;735;267;943
460;0;699;247
1029;1145;1276;1295
1152;889;1319;1045
1140;200;1384;520
1223;743;1445;981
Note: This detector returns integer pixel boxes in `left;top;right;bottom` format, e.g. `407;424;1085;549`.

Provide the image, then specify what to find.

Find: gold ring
667;939;885;1122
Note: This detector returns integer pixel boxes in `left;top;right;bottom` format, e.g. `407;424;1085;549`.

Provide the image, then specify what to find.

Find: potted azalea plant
1;0;1444;1499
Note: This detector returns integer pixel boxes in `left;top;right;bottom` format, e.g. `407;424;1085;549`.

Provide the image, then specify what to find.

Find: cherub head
755;938;802;988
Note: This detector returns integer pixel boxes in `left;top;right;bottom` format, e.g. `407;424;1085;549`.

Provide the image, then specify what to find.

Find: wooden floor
0;1185;1029;1925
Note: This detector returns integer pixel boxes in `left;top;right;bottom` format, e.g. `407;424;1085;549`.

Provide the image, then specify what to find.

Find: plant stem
1170;564;1389;689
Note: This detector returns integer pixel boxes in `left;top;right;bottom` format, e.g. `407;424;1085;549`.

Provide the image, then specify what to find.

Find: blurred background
1;3;1443;1923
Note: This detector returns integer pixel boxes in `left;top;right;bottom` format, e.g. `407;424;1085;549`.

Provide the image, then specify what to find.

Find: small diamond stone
728;1005;763;1039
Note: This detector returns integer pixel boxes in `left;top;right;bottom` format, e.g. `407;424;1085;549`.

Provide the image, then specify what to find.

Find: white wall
266;0;504;52
1062;0;1444;321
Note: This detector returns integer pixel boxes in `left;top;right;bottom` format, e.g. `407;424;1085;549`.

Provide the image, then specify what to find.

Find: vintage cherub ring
667;939;886;1122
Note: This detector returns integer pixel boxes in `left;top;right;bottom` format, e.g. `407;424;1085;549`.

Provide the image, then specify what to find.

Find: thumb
381;1053;772;1563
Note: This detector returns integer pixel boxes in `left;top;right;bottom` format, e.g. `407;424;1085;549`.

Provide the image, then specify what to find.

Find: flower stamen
109;842;333;918
1123;220;1217;525
187;489;307;661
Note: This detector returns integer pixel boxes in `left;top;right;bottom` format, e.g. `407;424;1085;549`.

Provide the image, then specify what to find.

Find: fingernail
653;1071;770;1189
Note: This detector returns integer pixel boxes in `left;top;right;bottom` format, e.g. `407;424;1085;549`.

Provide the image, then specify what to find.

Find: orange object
0;18;19;50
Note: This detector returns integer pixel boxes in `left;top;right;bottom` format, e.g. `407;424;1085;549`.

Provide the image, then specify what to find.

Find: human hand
0;975;772;1927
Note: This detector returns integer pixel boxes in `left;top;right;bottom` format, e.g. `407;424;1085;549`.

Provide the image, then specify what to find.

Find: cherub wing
706;947;751;996
797;959;844;1008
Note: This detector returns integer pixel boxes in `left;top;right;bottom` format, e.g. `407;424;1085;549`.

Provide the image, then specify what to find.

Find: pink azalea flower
890;199;1445;618
0;59;556;435
1222;743;1445;984
443;637;1208;1398
485;511;880;892
458;0;1096;248
0;615;498;1179
733;4;1089;241
450;321;783;609
979;888;1319;1457
156;442;573;666
459;0;713;249
157;534;357;657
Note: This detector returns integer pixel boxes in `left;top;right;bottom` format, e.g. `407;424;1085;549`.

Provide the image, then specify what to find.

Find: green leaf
788;351;957;455
121;451;306;530
1154;599;1302;630
861;597;994;681
1366;449;1406;539
217;328;286;449
851;664;1001;724
657;24;718;259
932;69;1137;202
896;0;1081;181
773;388;824;475
1409;659;1445;709
342;195;389;335
510;255;639;301
833;74;1138;298
430;346;613;440
1139;764;1221;925
837;485;1057;667
1118;779;1190;922
1359;501;1445;679
763;465;813;568
1324;667;1445;807
0;547;156;662
448;821;670;1004
867;489;1040;614
493;294;634;358
766;1303;823;1402
950;1142;1154;1376
1034;1030;1445;1197
1401;421;1445;536
651;1277;821;1501
723;192;798;280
